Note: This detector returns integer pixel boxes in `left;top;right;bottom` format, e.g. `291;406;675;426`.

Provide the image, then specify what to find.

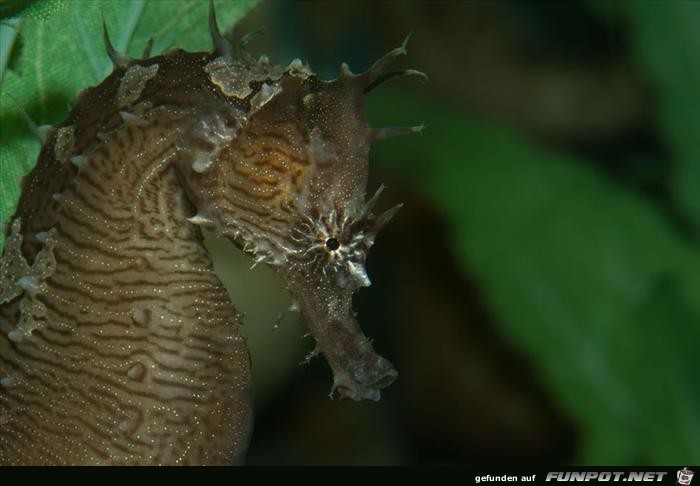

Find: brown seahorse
0;3;424;465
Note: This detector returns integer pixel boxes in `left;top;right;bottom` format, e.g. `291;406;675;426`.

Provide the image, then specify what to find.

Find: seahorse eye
325;237;340;251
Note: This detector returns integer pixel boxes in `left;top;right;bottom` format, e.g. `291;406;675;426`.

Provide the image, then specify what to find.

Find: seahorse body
0;5;423;465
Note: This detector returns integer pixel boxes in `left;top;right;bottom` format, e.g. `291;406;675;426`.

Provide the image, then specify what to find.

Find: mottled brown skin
0;6;422;465
0;49;253;465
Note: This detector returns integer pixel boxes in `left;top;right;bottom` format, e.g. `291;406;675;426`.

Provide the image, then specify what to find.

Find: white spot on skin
126;362;146;381
117;63;159;108
0;375;16;388
184;111;240;175
250;81;282;114
53;125;75;162
119;111;146;125
249;255;267;270
70;155;86;170
289;58;303;70
135;256;150;271
347;261;371;288
191;152;213;173
7;330;24;343
340;62;353;77
36;125;52;143
131;308;150;326
186;214;213;226
17;276;40;297
205;58;259;99
1;219;57;330
308;127;335;167
117;410;143;437
300;345;320;365
204;55;297;100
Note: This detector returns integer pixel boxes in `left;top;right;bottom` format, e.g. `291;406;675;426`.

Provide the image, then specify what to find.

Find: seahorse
0;3;424;465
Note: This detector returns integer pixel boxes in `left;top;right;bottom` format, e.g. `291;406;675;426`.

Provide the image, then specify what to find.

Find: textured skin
0;7;422;465
0;51;253;465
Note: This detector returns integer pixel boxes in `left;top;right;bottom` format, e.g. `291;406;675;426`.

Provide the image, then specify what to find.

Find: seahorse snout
282;262;398;401
330;338;398;402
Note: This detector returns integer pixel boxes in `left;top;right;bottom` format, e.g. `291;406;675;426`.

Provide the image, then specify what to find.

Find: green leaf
367;92;700;464
0;0;257;252
0;0;67;21
602;1;700;230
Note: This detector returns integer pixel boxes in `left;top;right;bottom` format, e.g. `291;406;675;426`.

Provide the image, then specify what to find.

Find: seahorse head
177;3;425;401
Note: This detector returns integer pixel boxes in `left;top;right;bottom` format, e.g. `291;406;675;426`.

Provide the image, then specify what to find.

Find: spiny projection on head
0;0;424;465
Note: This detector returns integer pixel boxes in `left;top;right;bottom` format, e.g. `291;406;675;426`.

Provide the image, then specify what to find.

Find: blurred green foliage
0;0;256;252
591;0;700;230
368;88;700;464
366;0;700;464
0;0;66;21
